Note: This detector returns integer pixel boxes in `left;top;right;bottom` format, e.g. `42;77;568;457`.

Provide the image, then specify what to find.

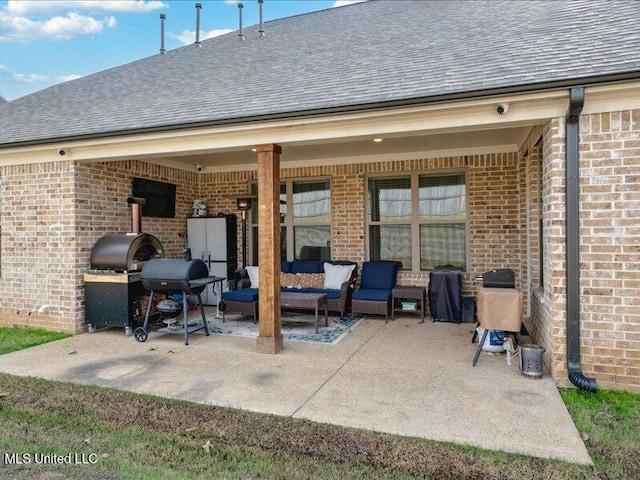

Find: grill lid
90;233;164;271
141;258;210;294
481;269;515;288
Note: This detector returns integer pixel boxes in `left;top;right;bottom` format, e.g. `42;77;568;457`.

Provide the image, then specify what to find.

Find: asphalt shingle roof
1;0;639;147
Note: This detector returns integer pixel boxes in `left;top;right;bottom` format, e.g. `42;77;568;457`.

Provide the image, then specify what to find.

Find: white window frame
365;169;468;272
250;176;332;263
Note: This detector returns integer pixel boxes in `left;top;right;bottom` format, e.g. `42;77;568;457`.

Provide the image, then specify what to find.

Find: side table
391;286;427;322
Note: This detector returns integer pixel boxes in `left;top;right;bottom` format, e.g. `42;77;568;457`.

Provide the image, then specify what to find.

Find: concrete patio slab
0;315;592;465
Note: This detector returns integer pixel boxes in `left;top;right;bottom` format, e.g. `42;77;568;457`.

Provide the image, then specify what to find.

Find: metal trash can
520;344;544;379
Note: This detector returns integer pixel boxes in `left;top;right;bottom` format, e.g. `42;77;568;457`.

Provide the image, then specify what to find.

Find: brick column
255;143;283;354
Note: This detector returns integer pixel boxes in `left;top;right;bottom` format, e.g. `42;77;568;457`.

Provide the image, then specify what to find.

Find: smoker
478;268;515;289
136;257;223;345
84;197;164;336
470;268;517;343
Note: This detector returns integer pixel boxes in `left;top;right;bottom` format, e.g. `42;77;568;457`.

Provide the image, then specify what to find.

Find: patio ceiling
154;125;532;173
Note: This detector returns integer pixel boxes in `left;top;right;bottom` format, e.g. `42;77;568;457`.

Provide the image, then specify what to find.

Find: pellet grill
84;197;164;336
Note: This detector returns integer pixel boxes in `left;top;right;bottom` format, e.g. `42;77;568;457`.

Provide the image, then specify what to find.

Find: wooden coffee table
280;292;328;333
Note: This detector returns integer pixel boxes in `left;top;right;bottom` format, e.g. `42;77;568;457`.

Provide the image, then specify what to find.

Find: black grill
480;269;515;288
135;258;226;345
141;258;210;295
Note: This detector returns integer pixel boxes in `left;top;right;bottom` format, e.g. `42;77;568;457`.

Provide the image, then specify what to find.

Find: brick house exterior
0;1;639;391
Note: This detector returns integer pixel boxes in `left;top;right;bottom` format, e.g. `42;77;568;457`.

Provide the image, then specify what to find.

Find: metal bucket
520;344;544;379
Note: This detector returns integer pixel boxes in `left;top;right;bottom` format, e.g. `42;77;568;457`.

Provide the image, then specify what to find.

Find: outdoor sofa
221;260;358;323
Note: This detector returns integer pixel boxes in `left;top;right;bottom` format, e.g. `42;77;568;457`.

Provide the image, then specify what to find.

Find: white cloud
0;11;117;42
169;28;233;45
11;71;47;83
0;63;82;85
333;0;368;7
42;13;117;40
6;1;167;16
0;1;165;43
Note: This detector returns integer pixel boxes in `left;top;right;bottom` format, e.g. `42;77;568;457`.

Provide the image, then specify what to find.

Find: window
251;179;331;263
367;172;466;271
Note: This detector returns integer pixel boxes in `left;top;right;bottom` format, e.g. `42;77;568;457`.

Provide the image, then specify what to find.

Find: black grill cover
429;270;462;322
141;258;209;294
91;233;163;271
482;269;515;288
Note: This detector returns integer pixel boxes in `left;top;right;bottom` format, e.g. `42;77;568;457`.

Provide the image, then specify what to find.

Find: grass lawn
560;388;640;479
0;327;69;355
0;373;637;480
0;328;638;479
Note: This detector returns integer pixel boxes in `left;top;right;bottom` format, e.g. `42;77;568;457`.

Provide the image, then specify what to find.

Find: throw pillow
280;272;300;288
298;273;325;288
246;266;259;287
323;262;356;290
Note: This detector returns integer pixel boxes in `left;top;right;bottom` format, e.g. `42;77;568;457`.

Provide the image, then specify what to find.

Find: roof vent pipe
194;3;202;48
238;2;245;41
159;14;166;54
565;86;597;393
258;0;265;38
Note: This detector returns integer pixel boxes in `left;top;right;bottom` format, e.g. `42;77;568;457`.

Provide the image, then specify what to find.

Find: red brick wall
0;160;194;333
530;110;640;392
577;110;640;391
0;161;78;332
197;154;525;292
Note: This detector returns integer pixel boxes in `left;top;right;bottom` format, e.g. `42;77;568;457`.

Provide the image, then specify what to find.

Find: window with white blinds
251;179;331;263
368;173;466;271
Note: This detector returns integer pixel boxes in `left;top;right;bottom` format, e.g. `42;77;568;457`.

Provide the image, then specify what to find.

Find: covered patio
2;0;638;397
0;313;592;465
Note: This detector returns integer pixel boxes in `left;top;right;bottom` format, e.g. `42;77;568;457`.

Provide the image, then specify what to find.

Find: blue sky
0;0;364;101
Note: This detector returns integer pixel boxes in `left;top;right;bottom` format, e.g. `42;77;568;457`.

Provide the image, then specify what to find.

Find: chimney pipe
258;0;265;38
159;14;166;54
127;197;146;234
238;2;245;41
195;3;202;47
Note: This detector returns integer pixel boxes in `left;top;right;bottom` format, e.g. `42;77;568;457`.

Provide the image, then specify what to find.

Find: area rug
205;312;363;345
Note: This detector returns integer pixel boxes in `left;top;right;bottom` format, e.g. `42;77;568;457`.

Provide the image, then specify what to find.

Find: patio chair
351;261;400;322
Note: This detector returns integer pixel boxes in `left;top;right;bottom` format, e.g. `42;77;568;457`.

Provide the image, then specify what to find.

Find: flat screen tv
131;177;176;218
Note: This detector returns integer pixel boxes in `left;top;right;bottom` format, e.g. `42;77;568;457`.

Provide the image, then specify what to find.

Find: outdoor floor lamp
234;194;255;269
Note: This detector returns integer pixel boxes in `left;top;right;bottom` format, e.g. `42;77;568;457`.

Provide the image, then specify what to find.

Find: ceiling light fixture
373;138;383;143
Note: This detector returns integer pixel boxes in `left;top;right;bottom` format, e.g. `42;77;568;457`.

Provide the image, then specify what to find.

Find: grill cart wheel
134;327;148;343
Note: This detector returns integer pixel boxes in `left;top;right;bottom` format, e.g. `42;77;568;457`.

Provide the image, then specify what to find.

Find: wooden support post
255;143;283;354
